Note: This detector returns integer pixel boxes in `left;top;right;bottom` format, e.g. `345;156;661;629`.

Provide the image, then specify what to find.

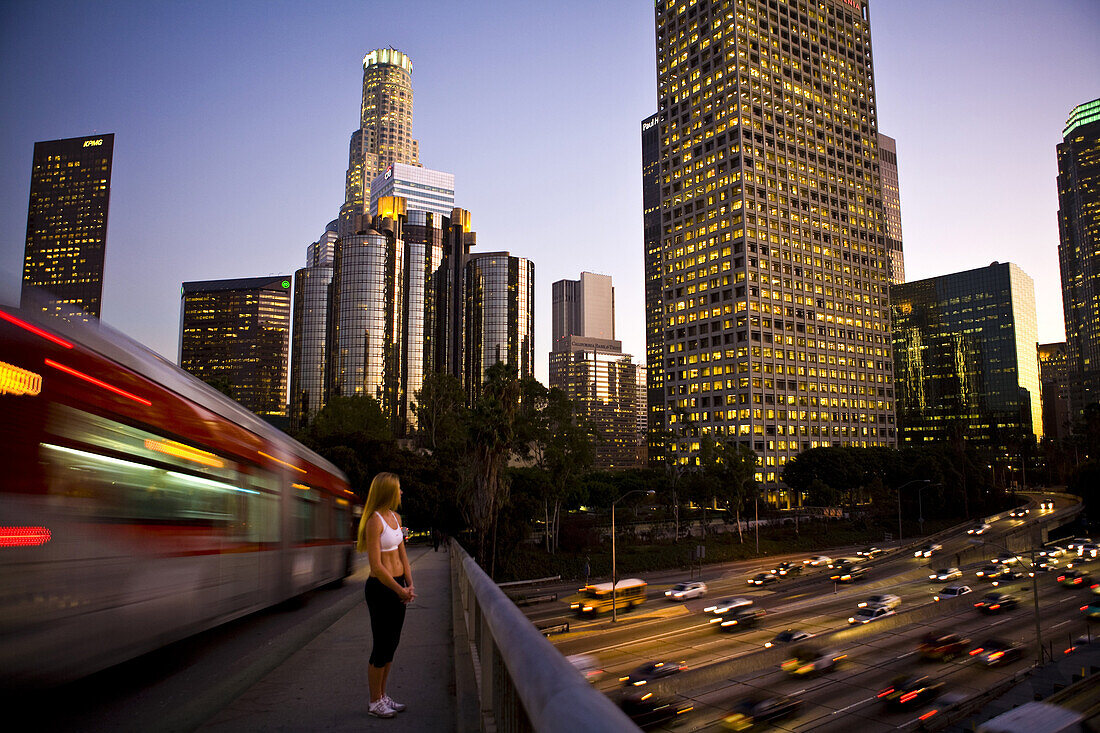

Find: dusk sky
2;1;1097;385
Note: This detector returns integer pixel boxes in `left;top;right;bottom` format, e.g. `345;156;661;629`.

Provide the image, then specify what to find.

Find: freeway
521;494;1096;729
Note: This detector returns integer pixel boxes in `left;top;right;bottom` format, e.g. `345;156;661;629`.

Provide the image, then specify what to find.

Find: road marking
1052;620;1071;629
896;650;916;659
833;695;876;714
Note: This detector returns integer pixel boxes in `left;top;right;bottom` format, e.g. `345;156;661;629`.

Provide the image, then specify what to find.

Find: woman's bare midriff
377;549;403;578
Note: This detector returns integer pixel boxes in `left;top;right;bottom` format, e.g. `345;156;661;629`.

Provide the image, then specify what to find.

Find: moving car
976;564;1009;580
992;552;1020;565
968;523;991;535
772;561;802;577
991;570;1026;587
878;675;944;710
705;597;754;620
717;607;766;631
969;639;1024;666
929;567;963;582
933;585;972;601
858;547;885;558
805;555;832;567
1057;569;1092;588
918;632;970;661
1081;600;1100;620
974;592;1019;614
830;564;867;582
1039;546;1066;559
1039;499;1055;510
915;544;943;558
858;593;901;609
1081;542;1099;559
764;629;814;648
566;653;604;682
828;557;861;569
748;572;779;586
848;604;895;625
1008;507;1030;518
620;691;694;729
665;581;707;601
720;695;801;731
780;647;846;676
619;660;687;687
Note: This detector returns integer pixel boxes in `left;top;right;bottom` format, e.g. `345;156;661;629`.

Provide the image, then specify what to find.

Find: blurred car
914;544;943;558
857;547;884;558
828;557;861;569
780;647;846;676
1036;557;1062;572
771;561;802;577
704;597;754;619
1065;538;1094;555
967;523;991;535
877;675;944;710
933;585;972;601
991;570;1026;587
1081;600;1100;620
918;632;971;661
1082;543;1099;559
848;604;896;625
969;639;1024;666
1092;582;1100;595
1008;507;1030;518
720;695;801;731
974;592;1019;614
566;653;604;682
1058;569;1092;587
619;660;687;687
764;629;814;648
717;607;766;631
805;555;832;567
830;564;867;583
1039;546;1066;559
748;572;779;586
1039;499;1055;510
929;567;963;582
665;581;707;601
857;593;901;610
992;552;1020;565
975;564;1008;580
620;691;694;729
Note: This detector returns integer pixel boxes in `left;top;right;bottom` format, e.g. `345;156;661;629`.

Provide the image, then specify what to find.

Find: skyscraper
465;252;535;397
878;133;904;285
648;0;895;501
892;262;1042;448
550;272;641;468
1038;342;1070;444
642;112;665;457
340;49;421;235
21;133;114;318
551;271;615;350
371;163;455;219
1056;97;1100;418
290;222;338;430
180;276;292;418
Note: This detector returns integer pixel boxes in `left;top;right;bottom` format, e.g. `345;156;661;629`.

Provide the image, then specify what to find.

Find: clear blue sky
2;1;1097;385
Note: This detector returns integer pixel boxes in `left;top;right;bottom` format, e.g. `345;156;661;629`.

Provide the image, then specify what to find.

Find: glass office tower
878;133;905;285
648;0;895;502
892;262;1042;447
1057;98;1100;417
22;133;114;319
464;252;535;398
1038;342;1070;443
642;112;664;458
179;276;292;418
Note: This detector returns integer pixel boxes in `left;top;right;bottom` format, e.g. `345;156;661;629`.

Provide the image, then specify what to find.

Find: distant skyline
2;1;1097;385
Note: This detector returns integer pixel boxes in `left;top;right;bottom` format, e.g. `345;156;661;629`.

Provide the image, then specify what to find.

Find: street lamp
969;537;1045;667
611;488;656;622
895;480;932;542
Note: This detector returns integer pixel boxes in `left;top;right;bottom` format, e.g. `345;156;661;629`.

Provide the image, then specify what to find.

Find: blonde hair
356;472;401;552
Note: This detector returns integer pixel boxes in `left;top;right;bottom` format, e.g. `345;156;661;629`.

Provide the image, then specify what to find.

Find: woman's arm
366;514;412;599
396;514;414;600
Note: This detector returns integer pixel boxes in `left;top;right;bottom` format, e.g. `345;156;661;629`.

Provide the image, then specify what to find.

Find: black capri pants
364;575;407;667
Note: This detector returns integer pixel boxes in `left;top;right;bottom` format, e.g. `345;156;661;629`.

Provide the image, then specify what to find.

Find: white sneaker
369;699;395;718
382;694;406;712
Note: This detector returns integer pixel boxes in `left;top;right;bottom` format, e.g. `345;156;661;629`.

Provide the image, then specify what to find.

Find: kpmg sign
83;139;104;148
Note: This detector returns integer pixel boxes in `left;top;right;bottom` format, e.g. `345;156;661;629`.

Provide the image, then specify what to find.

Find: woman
356;472;415;719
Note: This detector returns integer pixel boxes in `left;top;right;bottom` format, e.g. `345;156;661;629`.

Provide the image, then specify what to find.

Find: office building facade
1038;342;1070;444
340;49;421;235
878;133;904;285
642;113;665;456
180;276;292;418
551;271;615;350
892;262;1042;447
648;0;895;501
464;252;535;398
1057;97;1100;418
21;133;114;318
371;163;455;219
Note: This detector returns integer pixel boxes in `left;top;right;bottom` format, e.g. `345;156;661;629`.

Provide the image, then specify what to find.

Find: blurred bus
568;578;647;615
0;304;355;687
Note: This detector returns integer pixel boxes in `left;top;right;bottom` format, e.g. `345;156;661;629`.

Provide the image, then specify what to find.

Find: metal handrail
452;543;638;732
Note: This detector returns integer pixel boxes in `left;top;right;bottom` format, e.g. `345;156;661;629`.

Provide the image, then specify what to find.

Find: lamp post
970;537;1045;666
895;479;932;542
611;489;656;622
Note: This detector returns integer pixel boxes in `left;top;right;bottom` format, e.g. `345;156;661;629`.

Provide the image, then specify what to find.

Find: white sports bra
376;511;403;552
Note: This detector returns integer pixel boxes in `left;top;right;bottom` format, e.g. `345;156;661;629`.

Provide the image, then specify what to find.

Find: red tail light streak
45;359;151;406
0;526;52;547
0;310;73;349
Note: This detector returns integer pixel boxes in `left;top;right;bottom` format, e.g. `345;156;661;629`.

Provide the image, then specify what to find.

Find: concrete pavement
200;544;457;732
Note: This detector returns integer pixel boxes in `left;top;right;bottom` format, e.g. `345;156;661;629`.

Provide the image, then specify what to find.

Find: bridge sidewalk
200;544;457;732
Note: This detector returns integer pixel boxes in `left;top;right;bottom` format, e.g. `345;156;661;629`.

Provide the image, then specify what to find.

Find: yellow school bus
569;578;648;615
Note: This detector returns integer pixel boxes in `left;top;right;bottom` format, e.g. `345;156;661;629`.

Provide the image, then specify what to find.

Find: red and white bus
0;304;354;687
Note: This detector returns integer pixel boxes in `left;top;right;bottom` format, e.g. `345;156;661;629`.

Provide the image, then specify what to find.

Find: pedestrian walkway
201;544;456;732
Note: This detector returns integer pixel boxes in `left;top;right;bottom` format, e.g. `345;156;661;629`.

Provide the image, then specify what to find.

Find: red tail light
920;710;939;721
989;604;1000;610
877;688;894;698
969;648;983;656
899;691;918;703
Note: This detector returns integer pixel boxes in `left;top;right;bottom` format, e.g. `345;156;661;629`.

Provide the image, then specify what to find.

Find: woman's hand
400;585;415;604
